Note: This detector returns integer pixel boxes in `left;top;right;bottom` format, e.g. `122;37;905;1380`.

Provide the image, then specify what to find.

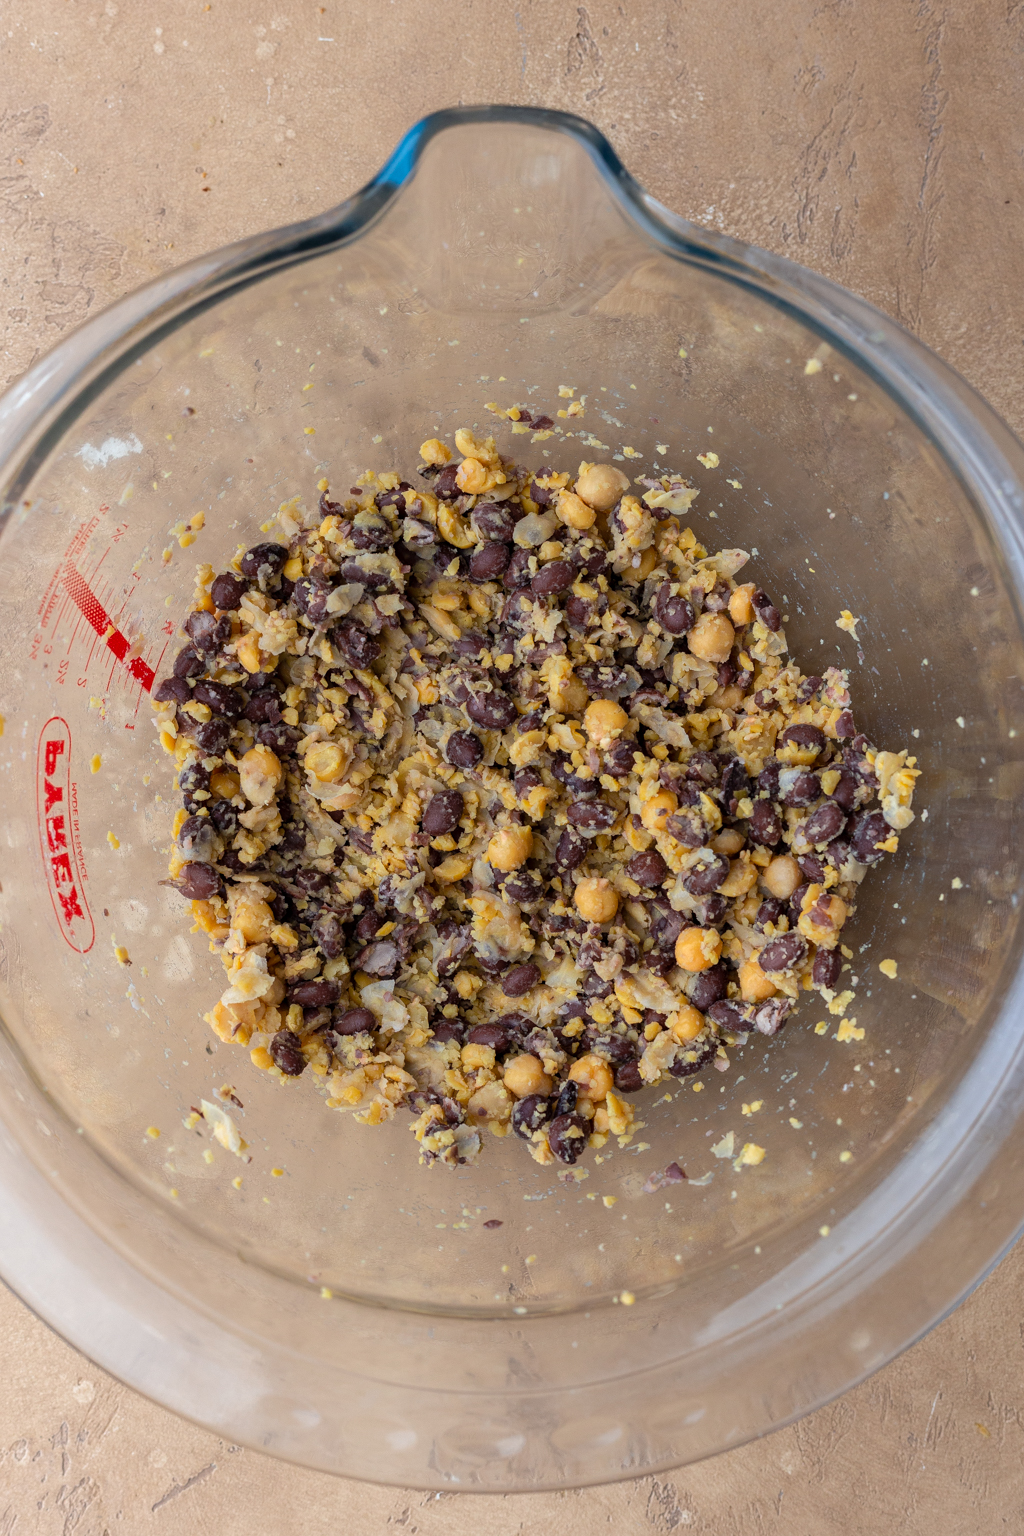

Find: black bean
433;463;460;499
472;502;516;541
626;850;668;887
466;1021;515;1053
797;853;826;884
334;619;381;669
445;730;482;768
256;723;299;754
551;755;598;797
374;485;409;513
600;739;635;779
565;595;593;628
176;861;222;900
719;758;750;804
209;799;237;835
185;610;231;653
828;769;860;810
567;798;617;834
796;675;823;703
503;869;544;906
531;560;574;596
313;911;347;959
849;809;890;864
512;1094;552;1139
752;589;782;630
514;768;542;799
752;997;792;1036
812;948;843;990
194;717;230;755
430;1019;465;1045
466;690;517;729
454;633;487;657
211;572;247;611
503;963;540;997
350;515;394;551
651;905;686;951
289;979;340;1009
193;680;245;718
503;547;532;591
756;759;781;799
685;751;720;787
707;999;753;1032
802;801;847;846
529;478;553;505
178;759;210;796
469;542;510;581
684;852;730;895
355;940;400;977
693;893;728;927
334;1007;377;1035
556;1080;579;1117
780;769;821;808
270;1029;306;1076
423;789;464;836
748;800;782;846
554;826;587;871
754;896;787;932
653;585;695;635
781;723;827;759
575;662;631;698
294;867;329;895
759;933;808;973
669;1037;716;1079
173;646;204;678
292;575;330;621
239;542;288;579
245;688;282;724
834;709;857;740
689;962;730;1010
155;676;190;704
614;1061;644;1093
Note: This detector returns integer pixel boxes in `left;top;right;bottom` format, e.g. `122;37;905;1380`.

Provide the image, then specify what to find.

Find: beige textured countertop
3;3;1024;1530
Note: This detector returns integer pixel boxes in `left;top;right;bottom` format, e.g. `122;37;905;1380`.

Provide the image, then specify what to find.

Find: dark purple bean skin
834;709;857;739
185;610;231;653
754;897;787;931
781;723;827;759
355;940;400;977
626;850;668;887
849;809;890;864
780;770;820;808
176;862;222;900
531;560;574;596
446;731;482;768
812;948;843;989
548;1111;588;1164
828;769;860;811
289;980;340;1009
748;800;783;846
554;827;587;871
757;759;781;799
334;1007;377;1036
193;718;230;755
193;680;245;718
335;619;382;669
469;542;510;581
604;739;637;778
689;962;730;1010
796;675;823;703
155;676;190;704
567;798;617;833
211;572;247;611
758;933;808;973
802;801;847;846
503;963;540;997
245;689;282;724
473;503;516;541
270;1029;306;1076
669;1037;716;1079
512;1094;552;1138
313;911;347;959
565;595;593;628
653;585;695;635
433;463;460;499
422;788;464;836
466;1022;515;1053
752;589;782;630
614;1061;644;1093
173;646;204;678
239;542;288;579
466;690;517;729
503;547;532;591
684;852;730;895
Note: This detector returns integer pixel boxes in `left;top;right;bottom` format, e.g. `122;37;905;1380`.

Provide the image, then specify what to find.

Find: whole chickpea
575;462;631;511
728;583;757;625
687;611;736;664
568;1052;614;1102
641;789;677;833
556;490;597;530
711;827;745;856
738;956;777;1002
670;1004;706;1042
487;824;534;871
762;853;802;899
674;926;723;972
584;698;629;746
574;876;619;924
717;856;759;898
503;1053;553;1099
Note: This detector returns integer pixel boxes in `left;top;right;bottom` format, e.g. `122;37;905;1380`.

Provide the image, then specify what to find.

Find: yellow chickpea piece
584;698;628;746
798;893;848;949
304;741;347;783
670;1004;706;1042
687;611;736;664
487;824;534;871
620;547;659;585
574;877;619;924
674;927;723;972
739;957;777;1002
641;789;677;833
238;744;283;807
718;856;759;898
728;583;757;625
575;462;631;511
461;1042;496;1072
762;854;802;899
568;1052;614;1102
711;827;745;856
455;458;490;494
503;1054;553;1099
556;490;597;530
419;437;451;466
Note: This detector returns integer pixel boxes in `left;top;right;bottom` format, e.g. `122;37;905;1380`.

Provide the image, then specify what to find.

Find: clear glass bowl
1;106;1023;1491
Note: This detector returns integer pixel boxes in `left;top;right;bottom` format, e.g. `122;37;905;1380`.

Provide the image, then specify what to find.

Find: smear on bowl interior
153;424;920;1170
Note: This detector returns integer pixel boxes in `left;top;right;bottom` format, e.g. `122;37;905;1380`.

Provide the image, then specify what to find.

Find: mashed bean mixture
154;427;920;1169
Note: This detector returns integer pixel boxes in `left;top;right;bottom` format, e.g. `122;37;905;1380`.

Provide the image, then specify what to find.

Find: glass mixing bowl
1;106;1024;1491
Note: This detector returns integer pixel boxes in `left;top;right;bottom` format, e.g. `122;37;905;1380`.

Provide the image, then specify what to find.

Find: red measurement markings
35;718;94;954
62;564;155;692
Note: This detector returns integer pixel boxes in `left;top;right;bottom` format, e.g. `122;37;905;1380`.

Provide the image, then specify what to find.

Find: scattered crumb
90;754;102;774
840;1150;853;1163
789;1117;803;1129
727;478;742;489
814;1022;828;1036
955;716;966;729
734;1142;766;1169
231;1176;243;1189
711;1131;736;1160
804;358;824;375
200;1098;249;1160
112;944;130;966
619;1290;636;1306
976;1423;991;1438
320;1287;333;1299
741;1100;764;1116
819;1225;831;1237
107;831;120;850
145;1126;160;1139
951;877;964;890
655;442;669;453
836;1019;865;1043
879;959;898;979
602;1194;618;1208
836;609;861;640
697;451;719;469
271;1167;284;1177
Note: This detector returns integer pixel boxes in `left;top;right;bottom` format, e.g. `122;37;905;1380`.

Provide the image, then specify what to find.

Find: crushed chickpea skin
154;425;920;1171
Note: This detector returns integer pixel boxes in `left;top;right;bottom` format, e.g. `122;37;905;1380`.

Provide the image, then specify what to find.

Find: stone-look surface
3;1;1024;1530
